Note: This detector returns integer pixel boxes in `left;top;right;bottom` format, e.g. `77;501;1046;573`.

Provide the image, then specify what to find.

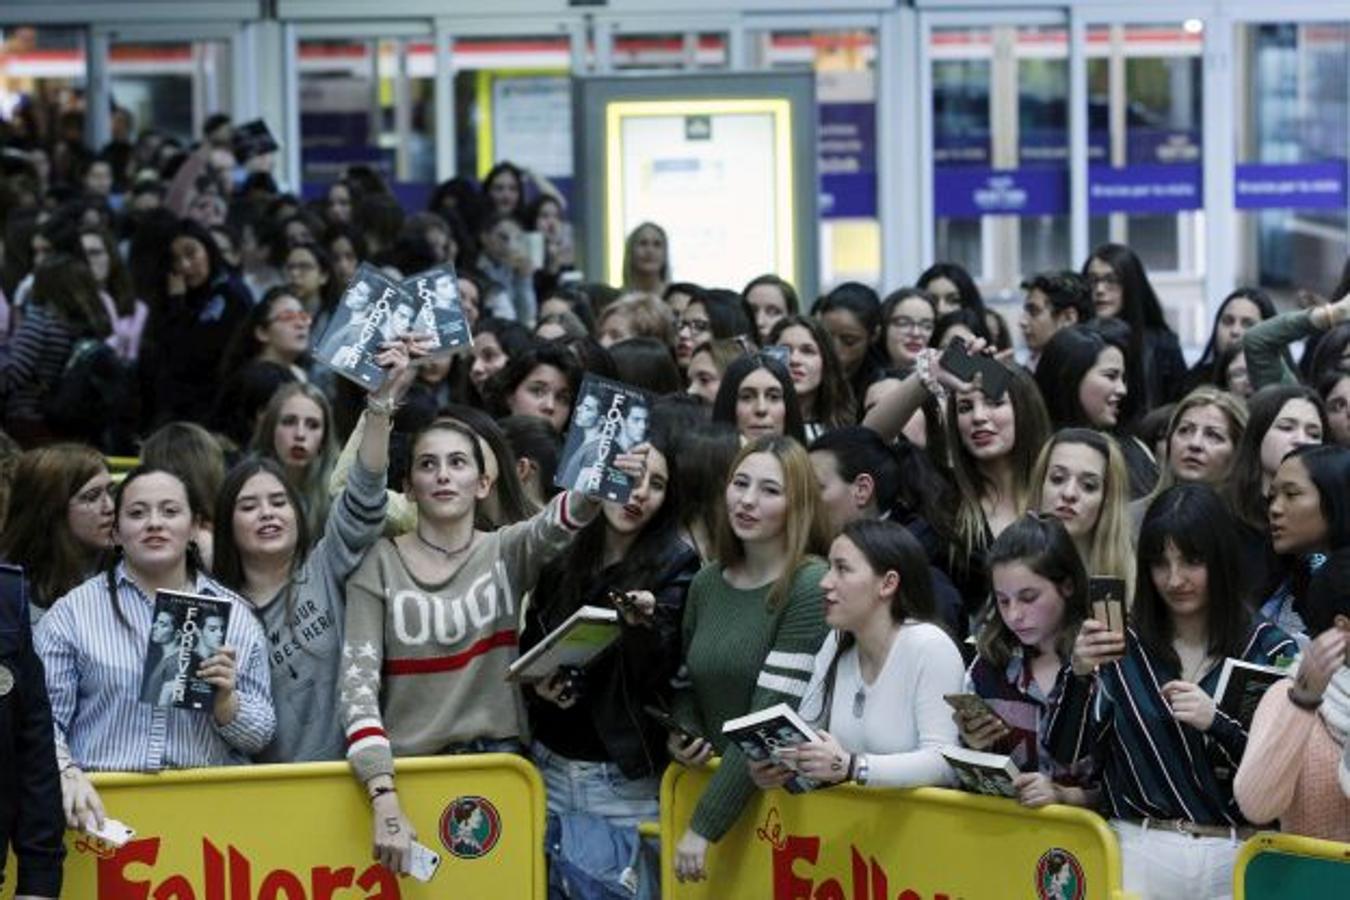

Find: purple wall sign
1235;161;1348;210
933;167;1067;218
1088;164;1203;214
819;102;877;219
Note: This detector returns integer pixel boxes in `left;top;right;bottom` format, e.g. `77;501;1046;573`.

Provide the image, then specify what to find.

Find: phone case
1089;577;1127;633
85;818;135;848
410;841;441;882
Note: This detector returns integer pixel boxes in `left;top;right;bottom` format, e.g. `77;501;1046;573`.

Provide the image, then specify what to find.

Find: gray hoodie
253;458;387;763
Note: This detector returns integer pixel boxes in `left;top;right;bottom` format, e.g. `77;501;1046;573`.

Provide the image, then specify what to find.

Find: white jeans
1112;820;1240;900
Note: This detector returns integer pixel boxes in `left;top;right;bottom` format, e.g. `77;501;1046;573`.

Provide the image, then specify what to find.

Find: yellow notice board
661;764;1126;899
603;98;796;290
3;754;545;899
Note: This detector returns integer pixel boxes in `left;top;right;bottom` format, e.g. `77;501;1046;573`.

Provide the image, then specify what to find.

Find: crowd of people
0;111;1349;900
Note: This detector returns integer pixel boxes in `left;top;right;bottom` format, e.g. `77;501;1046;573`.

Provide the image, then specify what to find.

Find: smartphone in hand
943;693;1006;726
644;704;703;743
1089;576;1127;636
410;841;442;882
938;338;1010;401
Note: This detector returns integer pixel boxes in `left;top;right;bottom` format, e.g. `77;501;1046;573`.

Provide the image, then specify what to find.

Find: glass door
1233;19;1349;301
926;18;1071;298
296;27;436;204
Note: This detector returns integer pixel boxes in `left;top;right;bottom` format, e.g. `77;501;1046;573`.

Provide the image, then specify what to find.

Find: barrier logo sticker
440;796;503;860
1035;848;1085;900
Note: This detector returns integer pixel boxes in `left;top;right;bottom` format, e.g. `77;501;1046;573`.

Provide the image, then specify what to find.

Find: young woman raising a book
1048;484;1296;900
523;427;700;830
749;519;964;792
954;514;1096;809
212;335;420;763
667;436;831;884
340;417;646;876
34;466;274;835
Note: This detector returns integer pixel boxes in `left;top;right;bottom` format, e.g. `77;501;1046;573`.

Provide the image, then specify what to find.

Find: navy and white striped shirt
1046;622;1296;826
33;565;275;772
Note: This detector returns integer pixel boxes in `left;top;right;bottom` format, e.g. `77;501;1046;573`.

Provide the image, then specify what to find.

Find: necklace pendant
852;686;866;718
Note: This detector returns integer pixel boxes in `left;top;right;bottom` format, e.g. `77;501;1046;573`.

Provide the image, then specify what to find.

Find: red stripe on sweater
383;629;518;675
558;494;580;531
346;726;387;746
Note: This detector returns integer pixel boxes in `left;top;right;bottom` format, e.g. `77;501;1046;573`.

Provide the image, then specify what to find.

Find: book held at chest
1213;657;1291;731
506;605;622;683
554;373;651;503
721;703;824;794
140;591;233;711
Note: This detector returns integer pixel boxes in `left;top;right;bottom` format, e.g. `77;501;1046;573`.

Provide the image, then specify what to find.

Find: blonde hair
621;222;670;289
1151;385;1248;496
596;292;676;347
689;338;746;376
1028;429;1136;602
713;435;831;609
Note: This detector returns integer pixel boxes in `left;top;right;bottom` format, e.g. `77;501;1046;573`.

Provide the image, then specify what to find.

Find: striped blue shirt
33;565;275;772
1046;622;1296;826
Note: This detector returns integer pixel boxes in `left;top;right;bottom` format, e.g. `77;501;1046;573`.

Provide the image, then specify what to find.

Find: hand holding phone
81;817;135;848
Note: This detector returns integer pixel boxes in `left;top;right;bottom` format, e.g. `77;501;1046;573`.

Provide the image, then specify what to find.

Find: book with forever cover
507;605;621;683
140;591;233;711
721;703;823;794
400;264;472;357
941;745;1020;798
313;263;408;390
554;373;651;503
1213;657;1290;731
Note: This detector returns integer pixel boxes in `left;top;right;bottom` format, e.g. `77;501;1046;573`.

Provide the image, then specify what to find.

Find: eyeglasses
889;316;935;335
270;309;312;325
676;317;711;335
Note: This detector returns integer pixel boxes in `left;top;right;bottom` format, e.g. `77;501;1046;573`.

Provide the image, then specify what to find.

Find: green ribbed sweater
672;558;828;841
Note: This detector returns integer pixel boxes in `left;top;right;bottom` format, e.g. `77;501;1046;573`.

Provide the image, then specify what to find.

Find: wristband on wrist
366;395;400;418
369;785;397;803
1288;685;1323;711
852;754;870;786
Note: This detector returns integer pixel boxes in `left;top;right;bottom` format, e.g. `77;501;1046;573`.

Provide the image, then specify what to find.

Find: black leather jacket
523;539;700;779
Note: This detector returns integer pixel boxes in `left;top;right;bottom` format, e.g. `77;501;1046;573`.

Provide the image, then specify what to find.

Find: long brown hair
0;444;108;606
944;363;1052;557
713;435;831;609
250;382;339;541
31;254;111;338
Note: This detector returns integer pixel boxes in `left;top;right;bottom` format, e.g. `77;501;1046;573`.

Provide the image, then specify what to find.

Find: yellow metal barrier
2;754;546;899
104;455;140;475
660;761;1128;899
1234;831;1350;898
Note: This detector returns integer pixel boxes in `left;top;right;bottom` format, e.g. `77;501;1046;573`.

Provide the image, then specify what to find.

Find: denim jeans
531;740;659;829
